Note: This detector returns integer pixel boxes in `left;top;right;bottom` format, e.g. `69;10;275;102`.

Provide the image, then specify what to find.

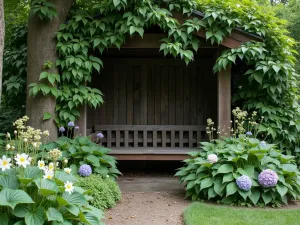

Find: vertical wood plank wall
87;57;217;129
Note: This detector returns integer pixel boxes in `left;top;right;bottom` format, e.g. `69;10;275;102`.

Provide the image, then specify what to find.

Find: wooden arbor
78;10;261;160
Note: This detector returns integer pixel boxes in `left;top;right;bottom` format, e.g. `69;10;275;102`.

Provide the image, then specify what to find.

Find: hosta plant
176;108;300;207
0;118;104;225
44;136;121;179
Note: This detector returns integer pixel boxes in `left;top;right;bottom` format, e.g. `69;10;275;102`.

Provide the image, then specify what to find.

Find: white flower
38;160;45;169
64;181;74;194
23;138;28;143
14;130;17;134
207;154;218;163
56;162;59;167
15;153;31;168
5;144;11;151
48;162;55;171
43;130;50;136
43;170;54;179
6;133;10;138
32;142;38;148
11;146;15;151
64;168;72;174
0;155;12;171
106;175;109;178
63;159;68;164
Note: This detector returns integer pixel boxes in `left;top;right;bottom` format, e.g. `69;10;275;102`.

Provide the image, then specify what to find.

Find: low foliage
176;108;300;206
0;117;104;225
44;136;122;179
76;174;121;210
176;139;300;206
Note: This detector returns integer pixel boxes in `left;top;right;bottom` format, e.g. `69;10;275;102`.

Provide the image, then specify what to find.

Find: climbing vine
29;0;300;162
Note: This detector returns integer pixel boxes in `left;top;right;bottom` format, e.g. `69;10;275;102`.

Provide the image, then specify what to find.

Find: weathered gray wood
179;130;184;148
218;66;231;136
94;125;206;131
162;131;167;147
143;130;147;147
124;130;129;147
116;130;120;147
107;130;112;147
127;67;133;125
134;130;138;147
154;65;161;125
189;131;193;148
133;66;141;125
113;66;119;125
161;66;168;125
175;66;183;125
153;130;157;148
171;130;175;148
119;66;127;124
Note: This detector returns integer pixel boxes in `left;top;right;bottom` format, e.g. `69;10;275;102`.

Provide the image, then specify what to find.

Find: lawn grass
184;202;300;225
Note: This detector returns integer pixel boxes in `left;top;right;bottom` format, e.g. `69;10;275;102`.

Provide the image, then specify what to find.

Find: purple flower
96;132;104;139
68;121;75;127
260;141;267;148
75;126;79;130
258;169;278;188
236;175;252;191
246;131;252;136
78;164;92;177
59;127;65;133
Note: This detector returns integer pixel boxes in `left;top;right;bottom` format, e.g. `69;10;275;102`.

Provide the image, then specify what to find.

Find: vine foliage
29;0;300;162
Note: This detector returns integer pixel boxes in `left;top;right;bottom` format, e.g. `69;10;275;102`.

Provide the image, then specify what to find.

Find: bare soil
104;192;190;225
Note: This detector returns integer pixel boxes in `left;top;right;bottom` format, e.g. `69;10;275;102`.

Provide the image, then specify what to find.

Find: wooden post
77;104;87;136
218;66;231;136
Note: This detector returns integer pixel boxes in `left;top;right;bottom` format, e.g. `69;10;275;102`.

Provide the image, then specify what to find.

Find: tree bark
0;0;4;106
27;0;74;141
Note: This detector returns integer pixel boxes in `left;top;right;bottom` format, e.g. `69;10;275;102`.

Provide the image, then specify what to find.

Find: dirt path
104;192;190;225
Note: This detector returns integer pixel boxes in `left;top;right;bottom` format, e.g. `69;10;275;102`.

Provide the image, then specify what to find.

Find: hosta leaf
55;171;77;185
25;207;45;225
0;175;20;189
66;205;80;216
249;189;260;205
62;191;87;206
200;178;213;190
208;187;217;199
238;189;250;200
261;192;272;205
226;182;238;196
276;185;288;197
46;207;63;222
184;173;197;182
79;212;101;225
217;164;234;174
34;179;59;196
222;173;234;183
86;155;100;167
13;205;31;218
0;189;34;209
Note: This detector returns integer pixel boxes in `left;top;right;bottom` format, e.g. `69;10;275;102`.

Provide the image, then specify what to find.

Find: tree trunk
0;0;4;106
27;0;74;141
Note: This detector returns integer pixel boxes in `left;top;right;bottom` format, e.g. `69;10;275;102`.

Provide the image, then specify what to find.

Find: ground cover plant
0;116;104;225
44;133;121;179
184;202;300;225
176;108;300;207
76;174;121;210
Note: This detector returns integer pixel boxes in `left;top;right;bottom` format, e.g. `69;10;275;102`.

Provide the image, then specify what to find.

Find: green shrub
44;136;122;179
76;174;121;210
176;108;300;207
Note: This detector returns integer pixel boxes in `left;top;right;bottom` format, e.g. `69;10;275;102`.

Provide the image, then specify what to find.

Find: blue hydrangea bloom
68;121;75;127
96;132;104;139
78;164;92;177
75;126;79;130
260;141;267;148
246;131;252;136
236;175;252;191
258;169;278;188
59;127;65;133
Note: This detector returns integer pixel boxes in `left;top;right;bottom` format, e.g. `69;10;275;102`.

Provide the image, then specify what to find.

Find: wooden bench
89;125;206;160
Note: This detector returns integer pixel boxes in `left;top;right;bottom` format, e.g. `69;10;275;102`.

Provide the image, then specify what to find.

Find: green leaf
261;192;272;205
276;185;288;197
249;189;260;205
66;205;79;216
43;112;52;120
25;207;45;225
86;155;100;167
217;164;234;174
238;189;250;200
253;73;263;84
226;182;238;196
222;173;234;183
55;171;77;185
79;212;101;225
0;175;20;189
113;0;121;7
62;191;87;206
34;179;59;196
0;213;8;225
200;178;213;190
13;205;31;218
46;208;63;222
0;189;34;209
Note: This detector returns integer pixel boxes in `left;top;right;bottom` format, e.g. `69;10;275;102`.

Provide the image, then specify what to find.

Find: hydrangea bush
44;136;121;179
176;109;300;207
0;117;104;225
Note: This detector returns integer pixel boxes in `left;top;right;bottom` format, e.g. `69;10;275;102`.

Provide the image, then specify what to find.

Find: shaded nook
77;12;260;160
